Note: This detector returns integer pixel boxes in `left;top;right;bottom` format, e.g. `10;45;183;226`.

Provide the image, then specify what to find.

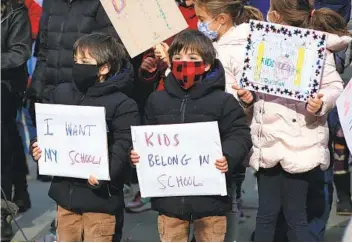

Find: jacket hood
214;23;250;47
164;59;226;99
88;61;134;97
326;33;352;52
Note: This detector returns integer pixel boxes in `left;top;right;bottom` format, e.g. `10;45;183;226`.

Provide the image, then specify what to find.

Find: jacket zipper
179;94;188;216
180;95;188;123
68;185;73;208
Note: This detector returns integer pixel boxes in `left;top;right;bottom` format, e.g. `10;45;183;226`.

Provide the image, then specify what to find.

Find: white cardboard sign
336;80;352;153
35;103;110;180
100;0;188;57
131;122;227;198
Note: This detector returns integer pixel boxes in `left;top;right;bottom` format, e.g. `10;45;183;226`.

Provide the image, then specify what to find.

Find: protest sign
35;103;110;180
100;0;188;57
336;80;352;153
131;122;227;198
240;20;327;102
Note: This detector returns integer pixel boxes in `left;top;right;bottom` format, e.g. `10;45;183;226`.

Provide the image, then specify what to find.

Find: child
195;0;263;93
31;33;140;242
194;1;263;240
126;0;199;213
130;29;252;242
233;0;351;241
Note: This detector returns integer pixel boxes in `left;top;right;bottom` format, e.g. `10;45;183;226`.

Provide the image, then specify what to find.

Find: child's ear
99;64;110;76
204;64;211;72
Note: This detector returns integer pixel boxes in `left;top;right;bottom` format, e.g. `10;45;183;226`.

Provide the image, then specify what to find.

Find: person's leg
83;212;116;242
282;169;311;242
333;129;352;215
157;214;190;242
194;216;226;242
306;167;333;241
12;112;31;212
273;210;289;242
225;177;240;242
56;205;83;242
112;207;124;242
254;165;282;242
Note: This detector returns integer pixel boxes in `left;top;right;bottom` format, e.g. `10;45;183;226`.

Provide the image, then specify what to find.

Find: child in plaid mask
129;29;252;242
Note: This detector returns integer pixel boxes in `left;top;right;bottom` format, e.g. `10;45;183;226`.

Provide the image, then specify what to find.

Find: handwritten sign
131;122;227;198
336;80;352;153
35;104;110;180
240;20;327;102
100;0;188;57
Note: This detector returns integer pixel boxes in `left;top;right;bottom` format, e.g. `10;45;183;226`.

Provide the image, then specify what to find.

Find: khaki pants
157;214;226;242
56;206;116;242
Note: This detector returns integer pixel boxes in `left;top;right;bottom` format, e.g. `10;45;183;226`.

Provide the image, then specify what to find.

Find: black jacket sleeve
109;98;140;181
144;93;158;125
219;95;253;174
27;0;51;100
1;6;32;70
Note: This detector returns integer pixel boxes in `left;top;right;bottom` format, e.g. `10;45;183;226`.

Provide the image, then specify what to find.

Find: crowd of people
1;0;352;242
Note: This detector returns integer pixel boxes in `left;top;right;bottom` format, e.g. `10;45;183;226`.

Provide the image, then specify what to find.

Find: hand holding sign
130;150;140;166
306;93;324;114
32;142;42;161
88;175;99;186
141;57;158;73
215;156;228;173
154;42;170;68
232;84;254;106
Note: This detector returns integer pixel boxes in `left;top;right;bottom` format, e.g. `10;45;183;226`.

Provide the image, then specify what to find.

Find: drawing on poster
112;0;126;14
240;20;327;102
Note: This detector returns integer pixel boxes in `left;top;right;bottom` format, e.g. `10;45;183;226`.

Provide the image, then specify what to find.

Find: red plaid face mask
171;61;206;90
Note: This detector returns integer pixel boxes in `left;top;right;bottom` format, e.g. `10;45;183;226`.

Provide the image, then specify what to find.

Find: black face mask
72;63;99;93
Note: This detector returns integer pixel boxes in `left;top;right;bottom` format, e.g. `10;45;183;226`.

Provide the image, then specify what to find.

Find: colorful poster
336;80;352;153
100;0;188;57
240;20;327;102
131;122;227;198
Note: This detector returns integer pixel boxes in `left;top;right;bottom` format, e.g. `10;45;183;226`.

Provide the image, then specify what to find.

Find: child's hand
215;156;228;173
141;57;157;73
154;42;170;68
232;84;254;105
306;93;324;114
88;175;99;186
130;150;140;166
32;142;42;161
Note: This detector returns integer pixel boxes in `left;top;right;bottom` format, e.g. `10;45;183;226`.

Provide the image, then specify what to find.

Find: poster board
240;20;327;102
336;80;352;153
35;104;110;180
131;122;227;198
100;0;188;57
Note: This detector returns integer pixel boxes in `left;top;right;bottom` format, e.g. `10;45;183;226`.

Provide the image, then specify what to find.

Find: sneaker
336;200;352;216
123;184;133;198
1;212;13;241
125;191;151;213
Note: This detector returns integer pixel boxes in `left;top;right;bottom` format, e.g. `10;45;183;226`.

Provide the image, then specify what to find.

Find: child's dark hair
73;33;127;76
271;0;351;37
169;29;216;65
195;0;263;25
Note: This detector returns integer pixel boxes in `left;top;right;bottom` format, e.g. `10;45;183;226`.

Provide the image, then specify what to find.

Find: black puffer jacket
1;1;31;94
145;60;252;220
28;0;120;102
48;62;140;214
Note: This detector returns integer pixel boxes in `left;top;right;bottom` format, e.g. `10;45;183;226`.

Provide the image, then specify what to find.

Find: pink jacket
246;34;351;173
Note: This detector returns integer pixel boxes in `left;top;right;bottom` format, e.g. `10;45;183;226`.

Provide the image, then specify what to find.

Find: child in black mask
31;33;140;242
130;29;252;242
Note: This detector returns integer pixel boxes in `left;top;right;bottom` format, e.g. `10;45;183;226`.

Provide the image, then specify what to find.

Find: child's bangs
169;39;204;58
